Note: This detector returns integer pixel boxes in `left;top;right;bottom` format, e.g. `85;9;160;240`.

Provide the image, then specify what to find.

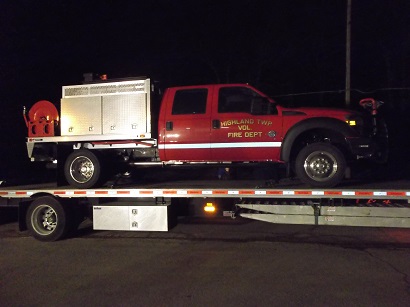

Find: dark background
1;0;409;185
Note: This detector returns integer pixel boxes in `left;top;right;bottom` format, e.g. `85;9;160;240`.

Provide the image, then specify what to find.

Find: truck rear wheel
295;143;346;188
26;196;70;242
64;149;101;188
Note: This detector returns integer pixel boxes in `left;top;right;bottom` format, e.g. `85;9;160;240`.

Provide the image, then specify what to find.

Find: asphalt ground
2;209;410;306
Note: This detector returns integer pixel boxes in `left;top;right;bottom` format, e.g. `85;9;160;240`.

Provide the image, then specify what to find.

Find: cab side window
172;89;208;115
218;87;277;115
218;87;254;113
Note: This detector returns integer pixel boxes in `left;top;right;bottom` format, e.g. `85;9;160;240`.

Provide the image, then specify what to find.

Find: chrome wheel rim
303;150;338;182
70;156;95;183
31;205;57;235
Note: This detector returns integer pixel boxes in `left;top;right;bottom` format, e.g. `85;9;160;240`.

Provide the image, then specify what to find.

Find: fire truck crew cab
24;77;388;189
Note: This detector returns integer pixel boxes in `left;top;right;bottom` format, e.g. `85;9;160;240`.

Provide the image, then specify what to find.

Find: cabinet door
102;93;149;136
61;96;101;136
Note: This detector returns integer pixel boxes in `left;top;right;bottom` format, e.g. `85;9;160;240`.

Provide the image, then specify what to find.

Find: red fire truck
0;77;401;242
23;76;387;189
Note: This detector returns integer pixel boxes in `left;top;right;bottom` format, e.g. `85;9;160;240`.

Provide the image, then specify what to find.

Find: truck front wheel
26;196;70;242
64;149;101;188
295;143;346;188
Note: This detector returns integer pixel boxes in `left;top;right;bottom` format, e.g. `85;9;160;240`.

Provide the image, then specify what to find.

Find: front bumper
346;136;388;162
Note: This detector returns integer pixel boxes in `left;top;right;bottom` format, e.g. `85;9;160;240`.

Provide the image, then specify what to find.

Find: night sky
1;0;409;182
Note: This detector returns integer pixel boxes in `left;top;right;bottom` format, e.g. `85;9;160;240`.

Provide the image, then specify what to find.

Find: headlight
345;115;365;134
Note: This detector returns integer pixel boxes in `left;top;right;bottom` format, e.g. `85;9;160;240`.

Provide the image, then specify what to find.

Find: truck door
159;86;212;161
210;85;282;161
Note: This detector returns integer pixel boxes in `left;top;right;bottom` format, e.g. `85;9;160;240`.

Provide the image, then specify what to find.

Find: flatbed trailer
1;180;410;241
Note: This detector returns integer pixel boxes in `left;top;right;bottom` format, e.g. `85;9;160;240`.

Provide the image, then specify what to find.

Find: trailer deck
2;178;410;241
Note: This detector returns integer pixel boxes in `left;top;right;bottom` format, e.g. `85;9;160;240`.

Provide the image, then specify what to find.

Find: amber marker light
204;202;216;213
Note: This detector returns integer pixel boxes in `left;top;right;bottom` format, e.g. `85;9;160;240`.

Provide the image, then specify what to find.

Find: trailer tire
64;149;101;188
26;196;70;242
295;143;346;188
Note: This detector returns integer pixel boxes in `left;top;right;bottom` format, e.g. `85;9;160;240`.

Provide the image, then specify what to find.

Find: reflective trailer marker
204;202;216;213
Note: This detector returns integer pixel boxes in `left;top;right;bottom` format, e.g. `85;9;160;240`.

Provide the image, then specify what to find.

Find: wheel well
289;128;348;163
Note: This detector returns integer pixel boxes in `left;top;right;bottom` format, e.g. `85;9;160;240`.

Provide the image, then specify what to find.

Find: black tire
64;149;101;188
295;143;346;188
26;196;70;242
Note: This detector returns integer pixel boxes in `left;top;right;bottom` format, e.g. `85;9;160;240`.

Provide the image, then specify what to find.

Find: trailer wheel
26;196;70;242
295;143;346;188
64;150;101;188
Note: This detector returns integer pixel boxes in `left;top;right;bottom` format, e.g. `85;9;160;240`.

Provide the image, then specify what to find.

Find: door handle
212;119;221;129
166;121;173;131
